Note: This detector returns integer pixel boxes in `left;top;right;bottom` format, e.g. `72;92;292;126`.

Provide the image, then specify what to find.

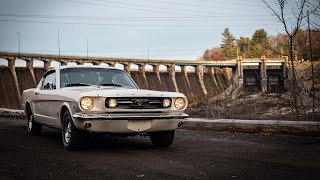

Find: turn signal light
84;123;92;129
163;98;171;108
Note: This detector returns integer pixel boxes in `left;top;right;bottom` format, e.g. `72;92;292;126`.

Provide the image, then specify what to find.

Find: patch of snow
0;108;25;117
0;108;24;113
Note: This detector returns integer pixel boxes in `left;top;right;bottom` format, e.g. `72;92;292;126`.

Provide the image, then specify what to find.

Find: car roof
51;65;120;71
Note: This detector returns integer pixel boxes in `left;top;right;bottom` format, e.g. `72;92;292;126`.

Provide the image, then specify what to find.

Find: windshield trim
59;67;138;89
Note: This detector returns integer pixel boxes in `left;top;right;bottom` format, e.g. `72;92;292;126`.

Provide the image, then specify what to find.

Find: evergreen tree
220;28;237;60
251;44;264;58
238;37;250;58
250;29;268;58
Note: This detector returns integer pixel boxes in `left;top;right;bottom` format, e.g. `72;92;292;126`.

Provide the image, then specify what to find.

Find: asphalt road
0;117;319;180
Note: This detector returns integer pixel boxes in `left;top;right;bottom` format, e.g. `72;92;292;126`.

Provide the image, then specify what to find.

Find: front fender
60;102;77;128
22;100;31;117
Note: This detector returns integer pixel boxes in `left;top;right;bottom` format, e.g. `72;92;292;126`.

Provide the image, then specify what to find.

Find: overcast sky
0;0;294;63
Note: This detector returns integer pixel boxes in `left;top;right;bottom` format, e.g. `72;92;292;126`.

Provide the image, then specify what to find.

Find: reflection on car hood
64;87;184;98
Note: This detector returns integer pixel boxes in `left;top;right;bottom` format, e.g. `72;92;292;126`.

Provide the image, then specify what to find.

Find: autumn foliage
203;28;320;60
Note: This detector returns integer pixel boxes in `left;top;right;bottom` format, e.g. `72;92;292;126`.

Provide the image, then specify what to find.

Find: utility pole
87;38;89;59
58;29;61;57
16;32;21;53
58;29;61;68
148;48;150;60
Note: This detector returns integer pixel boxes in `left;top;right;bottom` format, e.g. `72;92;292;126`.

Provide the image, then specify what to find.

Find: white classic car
22;65;188;150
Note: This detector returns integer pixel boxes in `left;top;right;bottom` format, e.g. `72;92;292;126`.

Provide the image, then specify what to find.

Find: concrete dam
0;52;287;110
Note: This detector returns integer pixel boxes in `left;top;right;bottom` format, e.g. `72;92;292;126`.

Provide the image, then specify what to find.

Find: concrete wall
0;66;231;109
0;52;286;110
0;67;21;109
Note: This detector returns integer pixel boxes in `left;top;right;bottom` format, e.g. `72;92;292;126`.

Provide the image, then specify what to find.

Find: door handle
35;91;40;95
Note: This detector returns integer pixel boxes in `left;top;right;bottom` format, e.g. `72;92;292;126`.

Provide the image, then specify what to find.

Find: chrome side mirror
44;82;54;90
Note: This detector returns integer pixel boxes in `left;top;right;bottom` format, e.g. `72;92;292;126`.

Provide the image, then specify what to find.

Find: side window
42;71;56;90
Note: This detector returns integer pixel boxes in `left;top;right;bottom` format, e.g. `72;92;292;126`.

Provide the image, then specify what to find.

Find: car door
33;70;59;127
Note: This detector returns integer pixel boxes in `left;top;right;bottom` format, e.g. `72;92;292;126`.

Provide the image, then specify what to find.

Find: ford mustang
22;65;188;150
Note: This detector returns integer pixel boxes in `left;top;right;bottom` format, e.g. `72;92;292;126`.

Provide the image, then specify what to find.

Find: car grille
105;97;170;109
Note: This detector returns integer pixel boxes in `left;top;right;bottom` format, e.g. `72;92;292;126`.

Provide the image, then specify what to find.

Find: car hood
64;87;185;98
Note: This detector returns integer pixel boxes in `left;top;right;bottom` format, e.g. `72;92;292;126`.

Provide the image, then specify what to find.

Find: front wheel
149;130;175;147
27;107;42;135
62;111;85;150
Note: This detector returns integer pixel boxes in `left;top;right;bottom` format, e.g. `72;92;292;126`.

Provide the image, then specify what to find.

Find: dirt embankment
187;61;320;121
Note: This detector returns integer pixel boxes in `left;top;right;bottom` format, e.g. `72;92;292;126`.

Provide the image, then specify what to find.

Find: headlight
174;97;186;110
108;98;117;108
80;97;93;110
163;98;171;108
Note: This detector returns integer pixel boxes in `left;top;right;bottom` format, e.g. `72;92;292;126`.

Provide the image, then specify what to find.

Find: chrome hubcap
28;115;33;130
64;122;71;144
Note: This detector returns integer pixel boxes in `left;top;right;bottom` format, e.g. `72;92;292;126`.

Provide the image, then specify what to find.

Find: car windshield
60;68;137;89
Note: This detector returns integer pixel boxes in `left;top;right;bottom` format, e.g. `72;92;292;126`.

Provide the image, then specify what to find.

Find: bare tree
307;11;315;118
310;0;320;28
262;0;320;116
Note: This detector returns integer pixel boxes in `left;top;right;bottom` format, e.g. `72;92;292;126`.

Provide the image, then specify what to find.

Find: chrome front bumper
72;113;188;133
73;113;188;120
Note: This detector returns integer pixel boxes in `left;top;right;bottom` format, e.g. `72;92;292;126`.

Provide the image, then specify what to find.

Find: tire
62;110;85;150
27;106;42;135
149;130;175;147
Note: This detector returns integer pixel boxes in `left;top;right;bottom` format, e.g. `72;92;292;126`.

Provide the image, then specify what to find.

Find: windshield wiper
99;83;123;87
64;83;94;87
99;83;134;89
